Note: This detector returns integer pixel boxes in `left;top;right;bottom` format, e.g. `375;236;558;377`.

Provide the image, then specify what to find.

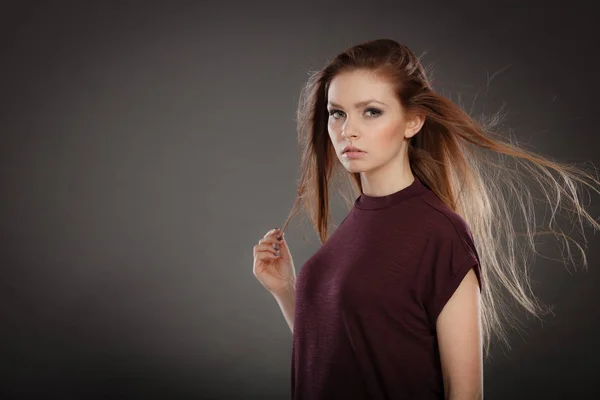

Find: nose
341;121;359;140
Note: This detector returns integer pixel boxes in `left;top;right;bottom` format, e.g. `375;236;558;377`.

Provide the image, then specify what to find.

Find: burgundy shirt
290;176;483;399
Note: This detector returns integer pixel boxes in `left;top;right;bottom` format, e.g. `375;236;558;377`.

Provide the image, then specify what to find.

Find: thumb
278;233;292;259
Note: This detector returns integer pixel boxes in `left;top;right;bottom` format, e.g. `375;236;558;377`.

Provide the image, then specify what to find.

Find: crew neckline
354;175;428;210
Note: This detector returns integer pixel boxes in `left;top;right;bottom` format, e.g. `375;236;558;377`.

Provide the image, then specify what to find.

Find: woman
252;39;600;399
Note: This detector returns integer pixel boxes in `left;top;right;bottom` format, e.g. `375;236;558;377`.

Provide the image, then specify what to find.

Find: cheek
327;127;337;144
327;121;337;136
373;121;404;148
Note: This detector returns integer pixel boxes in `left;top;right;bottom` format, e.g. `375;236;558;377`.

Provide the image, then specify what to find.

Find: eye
327;108;382;119
328;109;344;119
365;108;382;117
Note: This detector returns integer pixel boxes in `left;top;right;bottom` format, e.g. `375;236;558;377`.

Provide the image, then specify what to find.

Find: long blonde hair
279;38;600;359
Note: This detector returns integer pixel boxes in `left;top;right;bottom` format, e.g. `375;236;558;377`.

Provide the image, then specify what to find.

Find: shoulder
413;192;473;242
407;192;479;273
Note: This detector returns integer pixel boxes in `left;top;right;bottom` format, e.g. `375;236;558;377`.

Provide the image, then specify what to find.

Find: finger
259;250;279;259
253;251;278;275
258;236;283;246
271;228;284;241
263;228;281;239
254;243;280;256
254;249;279;262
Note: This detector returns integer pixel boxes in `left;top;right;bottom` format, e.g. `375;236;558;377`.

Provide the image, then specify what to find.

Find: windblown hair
279;38;600;359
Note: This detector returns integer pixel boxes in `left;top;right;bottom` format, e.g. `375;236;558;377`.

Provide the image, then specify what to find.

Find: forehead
327;69;396;103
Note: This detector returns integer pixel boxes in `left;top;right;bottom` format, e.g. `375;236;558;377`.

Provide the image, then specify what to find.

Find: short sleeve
423;222;483;327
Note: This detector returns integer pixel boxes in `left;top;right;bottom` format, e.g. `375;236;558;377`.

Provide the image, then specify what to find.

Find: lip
342;145;365;154
342;151;366;160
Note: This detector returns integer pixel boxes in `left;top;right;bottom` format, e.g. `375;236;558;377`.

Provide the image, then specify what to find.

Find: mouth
342;150;367;159
342;147;365;154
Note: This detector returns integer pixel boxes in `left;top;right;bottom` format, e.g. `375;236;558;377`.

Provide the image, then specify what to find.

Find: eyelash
328;108;382;119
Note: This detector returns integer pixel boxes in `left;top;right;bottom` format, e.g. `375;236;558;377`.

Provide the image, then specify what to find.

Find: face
326;69;423;174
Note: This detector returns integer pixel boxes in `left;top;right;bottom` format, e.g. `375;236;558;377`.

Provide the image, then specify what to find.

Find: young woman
252;39;600;399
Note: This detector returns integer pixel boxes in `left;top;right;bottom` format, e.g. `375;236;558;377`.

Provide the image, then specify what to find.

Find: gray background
1;0;599;398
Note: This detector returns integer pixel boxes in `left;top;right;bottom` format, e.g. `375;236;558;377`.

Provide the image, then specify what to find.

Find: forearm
272;283;296;333
447;392;483;400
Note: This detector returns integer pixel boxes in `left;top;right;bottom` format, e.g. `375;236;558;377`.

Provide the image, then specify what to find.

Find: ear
404;113;425;139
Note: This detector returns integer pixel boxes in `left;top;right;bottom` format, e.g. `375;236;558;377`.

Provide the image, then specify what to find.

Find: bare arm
437;268;483;399
272;282;296;333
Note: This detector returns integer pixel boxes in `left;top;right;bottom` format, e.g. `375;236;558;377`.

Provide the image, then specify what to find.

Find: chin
341;163;368;174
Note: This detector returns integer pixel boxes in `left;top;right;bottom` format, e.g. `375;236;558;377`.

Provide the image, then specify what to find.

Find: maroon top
290;176;483;399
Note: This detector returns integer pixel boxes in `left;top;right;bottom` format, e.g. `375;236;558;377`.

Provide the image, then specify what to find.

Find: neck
360;155;414;197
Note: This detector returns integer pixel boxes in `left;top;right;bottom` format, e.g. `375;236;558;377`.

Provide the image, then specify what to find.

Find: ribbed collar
354;175;428;210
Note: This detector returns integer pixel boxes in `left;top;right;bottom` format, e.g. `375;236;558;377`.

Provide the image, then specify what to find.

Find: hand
253;228;296;295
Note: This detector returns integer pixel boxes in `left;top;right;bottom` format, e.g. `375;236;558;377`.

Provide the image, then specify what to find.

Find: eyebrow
327;99;387;109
